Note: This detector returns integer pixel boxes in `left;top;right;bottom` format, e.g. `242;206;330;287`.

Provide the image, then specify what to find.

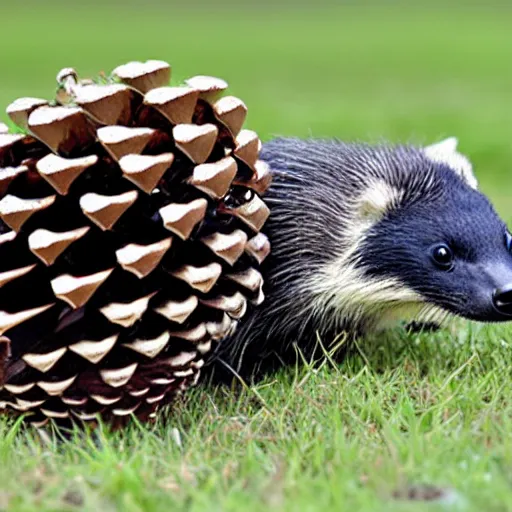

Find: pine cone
0;60;271;428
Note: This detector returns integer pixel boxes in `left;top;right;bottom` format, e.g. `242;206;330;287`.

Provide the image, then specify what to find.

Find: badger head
307;138;512;332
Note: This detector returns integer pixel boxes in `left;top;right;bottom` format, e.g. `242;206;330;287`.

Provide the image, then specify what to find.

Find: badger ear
423;137;478;189
357;180;402;223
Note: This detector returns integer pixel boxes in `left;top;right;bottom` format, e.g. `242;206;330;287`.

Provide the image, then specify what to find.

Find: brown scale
0;60;271;428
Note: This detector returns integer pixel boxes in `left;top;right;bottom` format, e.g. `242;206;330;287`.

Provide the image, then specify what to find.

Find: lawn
1;1;512;510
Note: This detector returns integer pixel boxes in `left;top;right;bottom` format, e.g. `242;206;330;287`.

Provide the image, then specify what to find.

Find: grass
2;1;512;510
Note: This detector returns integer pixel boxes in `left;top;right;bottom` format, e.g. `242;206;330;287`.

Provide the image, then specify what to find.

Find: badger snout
492;283;512;317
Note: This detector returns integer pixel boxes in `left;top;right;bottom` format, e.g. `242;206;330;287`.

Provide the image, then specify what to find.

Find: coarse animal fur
206;137;512;381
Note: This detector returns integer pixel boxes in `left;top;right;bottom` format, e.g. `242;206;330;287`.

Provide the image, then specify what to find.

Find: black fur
205;138;512;382
360;165;511;322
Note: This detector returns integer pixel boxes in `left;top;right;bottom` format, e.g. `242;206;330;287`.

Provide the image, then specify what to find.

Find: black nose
493;283;512;316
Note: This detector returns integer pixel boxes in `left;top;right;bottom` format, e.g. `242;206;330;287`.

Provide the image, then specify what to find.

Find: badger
207;137;512;380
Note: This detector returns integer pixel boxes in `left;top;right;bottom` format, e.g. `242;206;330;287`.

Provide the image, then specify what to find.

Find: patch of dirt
392;483;457;503
62;489;84;508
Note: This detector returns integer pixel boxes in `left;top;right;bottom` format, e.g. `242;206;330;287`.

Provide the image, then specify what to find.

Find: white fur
305;250;452;334
423;137;478;189
357;180;403;221
305;244;425;333
341;180;404;257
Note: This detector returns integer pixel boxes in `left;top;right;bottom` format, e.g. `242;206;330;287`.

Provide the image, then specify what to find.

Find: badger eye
431;244;453;270
505;232;512;253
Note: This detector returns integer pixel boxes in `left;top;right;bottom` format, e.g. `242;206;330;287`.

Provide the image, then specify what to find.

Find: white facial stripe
357;181;403;221
340;180;404;260
305;251;425;333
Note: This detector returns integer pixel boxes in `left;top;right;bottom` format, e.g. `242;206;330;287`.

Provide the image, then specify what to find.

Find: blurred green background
2;1;512;219
2;1;512;220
